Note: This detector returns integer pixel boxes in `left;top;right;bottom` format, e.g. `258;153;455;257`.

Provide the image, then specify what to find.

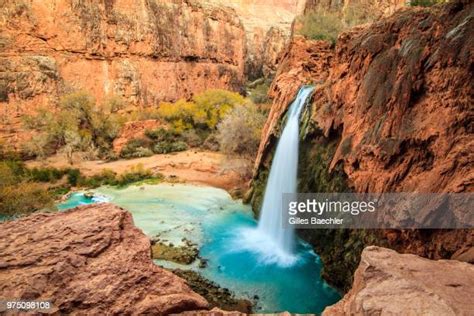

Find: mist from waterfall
232;86;314;267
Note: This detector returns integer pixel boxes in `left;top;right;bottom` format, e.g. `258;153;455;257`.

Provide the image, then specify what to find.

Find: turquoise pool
58;184;340;313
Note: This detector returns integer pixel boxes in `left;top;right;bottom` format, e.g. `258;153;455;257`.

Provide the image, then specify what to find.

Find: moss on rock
151;240;199;265
250;168;269;217
171;269;254;313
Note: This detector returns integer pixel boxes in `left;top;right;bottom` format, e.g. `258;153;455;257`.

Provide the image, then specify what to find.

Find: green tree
23;91;124;162
0;162;54;216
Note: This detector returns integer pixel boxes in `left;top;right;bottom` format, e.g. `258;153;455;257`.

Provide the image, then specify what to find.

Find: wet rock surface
171;269;254;314
151;239;200;265
323;246;474;316
0;204;208;314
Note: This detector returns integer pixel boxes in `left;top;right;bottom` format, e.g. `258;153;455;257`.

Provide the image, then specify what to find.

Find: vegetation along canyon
0;0;473;315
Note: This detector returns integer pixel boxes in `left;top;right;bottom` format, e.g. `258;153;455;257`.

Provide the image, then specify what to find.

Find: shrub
96;169;117;184
116;164;156;186
76;166;161;187
297;8;344;44
343;2;374;27
67;168;81;186
0;162;54;216
297;3;380;43
0;160;27;181
202;134;220;151
79;169;117;188
119;138;153;159
0;162;20;186
23;91;125;162
157;100;196;132
21;134;52;160
247;80;271;104
181;130;204;147
152;141;188;154
192;89;247;129
0;182;54;216
133;147;154;158
144;128;181;142
145;127;206;149
410;0;447;6
216;104;266;160
0;141;20;160
29;167;66;182
157;89;247;132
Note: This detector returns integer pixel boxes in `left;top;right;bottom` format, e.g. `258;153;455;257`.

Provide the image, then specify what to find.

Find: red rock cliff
313;2;473;194
256;1;473;195
0;0;307;146
252;0;473;290
0;0;245;113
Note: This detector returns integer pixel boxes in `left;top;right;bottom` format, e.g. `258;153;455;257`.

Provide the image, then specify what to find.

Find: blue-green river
58;183;340;313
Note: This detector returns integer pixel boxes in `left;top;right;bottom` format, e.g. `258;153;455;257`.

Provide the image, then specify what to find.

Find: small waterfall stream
257;86;314;257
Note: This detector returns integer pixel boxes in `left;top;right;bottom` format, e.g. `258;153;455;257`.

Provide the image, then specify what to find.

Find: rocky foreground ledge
0;204;208;314
323;246;474;316
1;206;473;315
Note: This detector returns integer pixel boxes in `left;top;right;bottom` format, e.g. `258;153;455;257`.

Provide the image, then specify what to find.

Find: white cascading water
231;86;314;267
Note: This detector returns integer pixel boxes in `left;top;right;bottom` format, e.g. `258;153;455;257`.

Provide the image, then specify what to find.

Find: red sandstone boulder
323;246;474;315
0;204;208;314
112;119;163;153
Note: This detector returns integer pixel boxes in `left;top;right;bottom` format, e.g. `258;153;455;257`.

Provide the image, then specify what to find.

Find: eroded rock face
0;0;246;145
255;1;473;211
208;0;306;79
0;204;208;314
313;2;474;194
0;0;306;147
0;0;246;104
323;246;474;316
252;1;473;290
254;36;334;173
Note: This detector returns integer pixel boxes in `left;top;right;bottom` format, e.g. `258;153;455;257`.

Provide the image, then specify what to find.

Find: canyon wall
252;1;473;290
208;0;306;79
0;0;246;144
0;0;304;146
304;0;406;16
312;2;473;194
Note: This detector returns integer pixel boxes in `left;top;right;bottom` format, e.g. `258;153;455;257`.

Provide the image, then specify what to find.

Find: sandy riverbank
27;150;250;192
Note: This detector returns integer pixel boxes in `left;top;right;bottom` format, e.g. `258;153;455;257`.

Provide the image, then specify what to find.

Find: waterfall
257;85;314;254
231;86;314;267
